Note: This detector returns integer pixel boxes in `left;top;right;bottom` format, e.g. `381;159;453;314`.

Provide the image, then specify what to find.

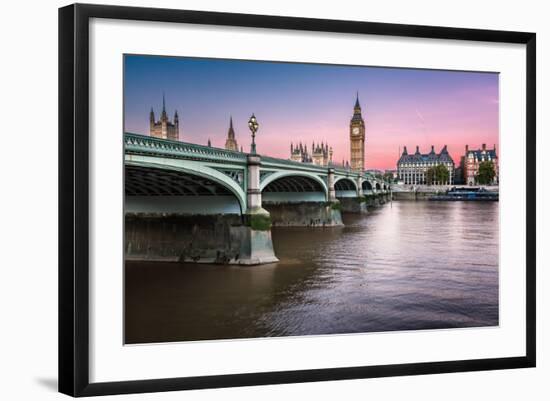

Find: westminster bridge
124;133;391;265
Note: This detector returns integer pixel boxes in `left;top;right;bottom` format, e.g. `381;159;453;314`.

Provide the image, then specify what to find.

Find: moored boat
429;187;498;201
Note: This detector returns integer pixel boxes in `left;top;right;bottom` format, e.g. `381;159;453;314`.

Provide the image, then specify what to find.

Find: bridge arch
362;180;373;191
260;171;328;202
334;177;358;191
375;182;381;191
334;176;358;198
125;160;247;214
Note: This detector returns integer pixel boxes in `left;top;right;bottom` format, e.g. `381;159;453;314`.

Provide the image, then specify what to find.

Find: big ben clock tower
350;93;365;172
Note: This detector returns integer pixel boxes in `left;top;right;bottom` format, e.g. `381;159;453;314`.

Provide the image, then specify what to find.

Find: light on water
125;201;499;344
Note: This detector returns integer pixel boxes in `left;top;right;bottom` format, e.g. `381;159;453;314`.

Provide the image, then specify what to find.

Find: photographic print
123;54;500;344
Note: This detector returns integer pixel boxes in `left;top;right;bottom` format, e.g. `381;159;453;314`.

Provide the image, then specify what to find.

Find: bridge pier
337;197;368;214
328;168;337;202
263;202;343;227
124;213;278;265
357;176;364;197
241;154;279;264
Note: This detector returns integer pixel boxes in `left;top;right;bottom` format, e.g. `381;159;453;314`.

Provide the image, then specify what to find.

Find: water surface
125;201;499;343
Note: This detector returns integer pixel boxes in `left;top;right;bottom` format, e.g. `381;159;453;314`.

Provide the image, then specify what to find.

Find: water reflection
125;201;499;344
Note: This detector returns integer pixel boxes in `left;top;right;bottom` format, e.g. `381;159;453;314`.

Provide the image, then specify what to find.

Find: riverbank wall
391;185;499;201
392;191;438;201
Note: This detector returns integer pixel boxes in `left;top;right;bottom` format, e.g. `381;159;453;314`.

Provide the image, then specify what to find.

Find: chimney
465;144;469;153
482;143;486;151
431;145;434;153
415;145;420;154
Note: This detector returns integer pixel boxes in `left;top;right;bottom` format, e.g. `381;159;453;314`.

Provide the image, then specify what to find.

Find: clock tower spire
349;92;365;172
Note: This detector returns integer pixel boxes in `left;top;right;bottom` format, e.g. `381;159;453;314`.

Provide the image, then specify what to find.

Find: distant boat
429;187;498;201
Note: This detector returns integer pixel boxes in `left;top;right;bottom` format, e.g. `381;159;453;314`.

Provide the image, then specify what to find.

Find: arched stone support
243;154;279;264
328;168;337;202
246;154;263;212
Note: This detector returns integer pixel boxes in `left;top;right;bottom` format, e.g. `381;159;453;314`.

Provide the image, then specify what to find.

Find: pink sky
125;56;499;170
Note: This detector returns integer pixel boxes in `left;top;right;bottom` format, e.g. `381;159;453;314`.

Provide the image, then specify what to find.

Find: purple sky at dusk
124;55;499;170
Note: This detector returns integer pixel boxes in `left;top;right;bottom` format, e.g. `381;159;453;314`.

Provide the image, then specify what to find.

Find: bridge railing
124;133;383;183
125;133;248;163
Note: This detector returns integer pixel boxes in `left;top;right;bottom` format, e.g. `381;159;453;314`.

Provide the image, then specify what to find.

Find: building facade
290;142;312;163
290;142;332;166
149;95;179;140
462;144;499;185
397;145;455;185
349;93;366;172
224;116;239;151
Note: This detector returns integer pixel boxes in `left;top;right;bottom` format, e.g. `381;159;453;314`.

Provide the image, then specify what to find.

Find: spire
354;91;361;109
227;116;235;139
403;146;408;155
207;138;212;147
149;107;155;123
160;93;168;121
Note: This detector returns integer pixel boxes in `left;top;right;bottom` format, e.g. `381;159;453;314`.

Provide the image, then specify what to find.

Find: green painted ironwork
124;132;388;188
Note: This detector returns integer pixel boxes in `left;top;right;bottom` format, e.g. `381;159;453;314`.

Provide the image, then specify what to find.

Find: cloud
415;108;425;123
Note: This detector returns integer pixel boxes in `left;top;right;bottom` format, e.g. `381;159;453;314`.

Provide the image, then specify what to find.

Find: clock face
352;127;360;135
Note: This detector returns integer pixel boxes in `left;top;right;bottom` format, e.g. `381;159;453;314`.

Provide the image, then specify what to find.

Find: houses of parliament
149;95;179;141
288;94;366;172
149;94;366;172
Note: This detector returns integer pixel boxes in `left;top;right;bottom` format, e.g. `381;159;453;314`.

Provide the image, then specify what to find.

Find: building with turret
397;145;455;185
149;95;179;140
349;93;366;172
290;143;312;163
289;93;364;168
312;142;331;166
461;144;498;185
224;116;239;151
290;142;332;166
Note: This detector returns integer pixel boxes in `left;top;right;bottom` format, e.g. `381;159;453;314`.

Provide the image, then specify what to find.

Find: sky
124;55;499;170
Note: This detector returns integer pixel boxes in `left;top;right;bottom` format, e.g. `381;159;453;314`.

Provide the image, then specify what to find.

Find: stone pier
125;213;278;265
263;202;343;227
337;197;368;213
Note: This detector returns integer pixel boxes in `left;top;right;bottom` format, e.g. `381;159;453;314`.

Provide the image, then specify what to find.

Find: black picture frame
59;3;536;397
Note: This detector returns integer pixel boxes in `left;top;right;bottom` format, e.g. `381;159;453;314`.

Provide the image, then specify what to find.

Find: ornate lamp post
248;113;259;154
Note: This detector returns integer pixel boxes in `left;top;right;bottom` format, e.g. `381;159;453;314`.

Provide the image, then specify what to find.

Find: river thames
125;201;499;344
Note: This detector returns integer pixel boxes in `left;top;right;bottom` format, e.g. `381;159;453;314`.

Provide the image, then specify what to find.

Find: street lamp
248;113;259;154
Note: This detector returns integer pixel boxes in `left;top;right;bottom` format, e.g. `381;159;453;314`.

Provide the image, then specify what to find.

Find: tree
476;161;496;185
426;164;449;185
